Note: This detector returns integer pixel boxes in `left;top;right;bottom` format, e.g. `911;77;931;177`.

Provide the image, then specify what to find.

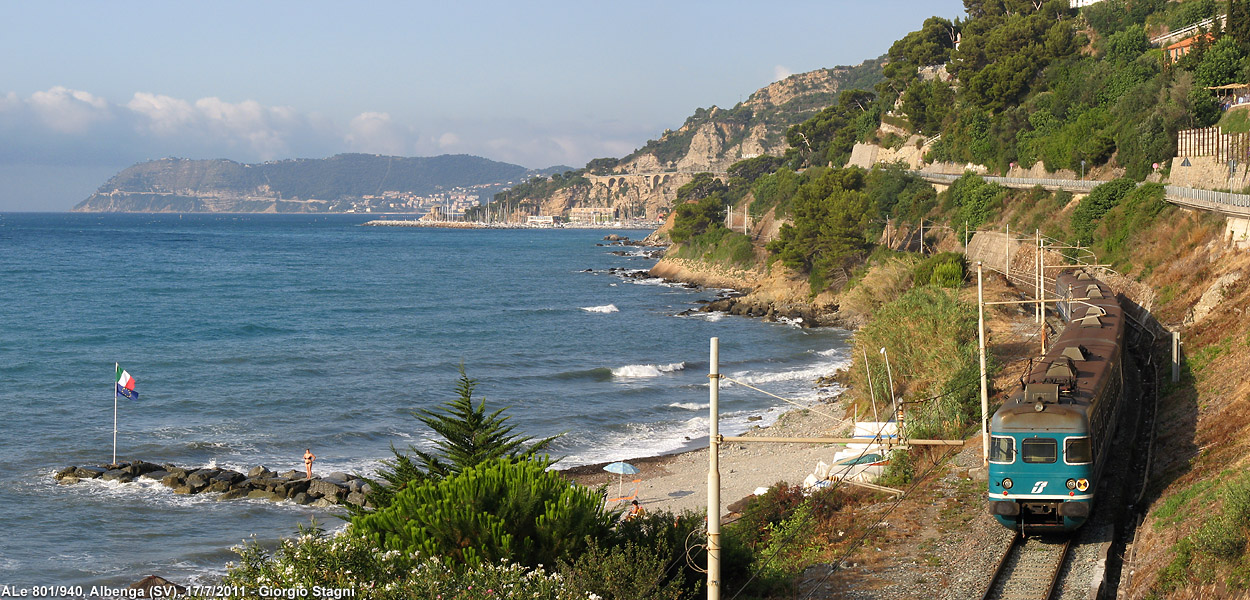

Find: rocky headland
55;460;372;508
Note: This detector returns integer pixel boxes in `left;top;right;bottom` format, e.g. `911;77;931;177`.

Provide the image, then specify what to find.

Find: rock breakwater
55;461;372;508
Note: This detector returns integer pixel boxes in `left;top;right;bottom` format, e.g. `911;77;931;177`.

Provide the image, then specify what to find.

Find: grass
1218;107;1250;134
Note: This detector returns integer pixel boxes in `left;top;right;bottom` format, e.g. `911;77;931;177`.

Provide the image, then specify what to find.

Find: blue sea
0;213;851;589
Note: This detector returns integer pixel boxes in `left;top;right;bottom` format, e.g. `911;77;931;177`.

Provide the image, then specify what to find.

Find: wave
668;402;707;411
581;304;619;313
611;362;686;378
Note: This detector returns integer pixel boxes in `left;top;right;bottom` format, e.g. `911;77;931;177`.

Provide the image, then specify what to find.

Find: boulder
131;461;163;475
206;480;233;494
165;466;190;479
282;479;311;497
161;473;186;488
185;469;218;488
247;490;284;502
308;479;345;500
102;469;134;483
141;470;169;481
58;476;80;485
247;465;274;479
55;466;78;480
324;471;351;483
213;470;244;485
345;492;367;506
310;498;336;509
173;486;193;495
279;470;304;480
217;489;250;501
292;492;312;505
74;466;106;479
346;479;365;494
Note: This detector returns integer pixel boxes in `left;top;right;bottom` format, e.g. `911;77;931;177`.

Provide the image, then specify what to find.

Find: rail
982;534;1072;600
912;171;1250;218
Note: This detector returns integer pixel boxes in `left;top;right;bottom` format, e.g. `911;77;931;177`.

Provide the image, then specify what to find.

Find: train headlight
1002;478;1013;490
1066;478;1077;490
1077;478;1089;492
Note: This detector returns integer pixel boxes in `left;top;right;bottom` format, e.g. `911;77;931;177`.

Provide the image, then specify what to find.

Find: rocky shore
54;460;372;508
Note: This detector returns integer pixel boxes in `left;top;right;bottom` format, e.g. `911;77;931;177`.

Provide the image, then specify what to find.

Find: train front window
1022;438;1058;464
1065;437;1092;464
989;436;1016;463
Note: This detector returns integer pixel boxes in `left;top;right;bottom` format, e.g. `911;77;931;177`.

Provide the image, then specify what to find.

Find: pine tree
352;366;559;512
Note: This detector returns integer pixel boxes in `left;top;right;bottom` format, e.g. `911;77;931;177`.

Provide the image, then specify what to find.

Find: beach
563;400;851;516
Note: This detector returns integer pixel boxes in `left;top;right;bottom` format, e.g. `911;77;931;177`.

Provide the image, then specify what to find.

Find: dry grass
838;255;920;318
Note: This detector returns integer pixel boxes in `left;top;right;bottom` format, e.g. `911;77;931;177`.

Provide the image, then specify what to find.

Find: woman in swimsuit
303;448;315;479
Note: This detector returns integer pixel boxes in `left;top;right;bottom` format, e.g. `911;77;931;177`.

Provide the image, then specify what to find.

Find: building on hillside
1166;33;1215;62
568;206;617;224
1069;0;1106;6
527;215;559;225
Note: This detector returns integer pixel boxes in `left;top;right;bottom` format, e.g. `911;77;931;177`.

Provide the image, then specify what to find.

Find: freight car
988;269;1126;531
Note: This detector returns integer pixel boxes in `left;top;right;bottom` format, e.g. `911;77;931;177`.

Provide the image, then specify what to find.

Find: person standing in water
303;448;316;479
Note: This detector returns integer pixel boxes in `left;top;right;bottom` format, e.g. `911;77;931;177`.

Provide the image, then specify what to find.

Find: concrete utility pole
707;338;722;600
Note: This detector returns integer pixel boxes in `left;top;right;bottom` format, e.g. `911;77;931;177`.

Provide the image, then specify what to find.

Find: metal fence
912;171;1250;217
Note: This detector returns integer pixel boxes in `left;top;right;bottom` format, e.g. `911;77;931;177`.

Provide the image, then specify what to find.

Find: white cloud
345;112;413;156
27;86;112;134
774;65;793;82
0;86;661;176
437;132;461;148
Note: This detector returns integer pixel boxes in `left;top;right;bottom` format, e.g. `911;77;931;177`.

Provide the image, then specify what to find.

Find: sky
0;1;966;211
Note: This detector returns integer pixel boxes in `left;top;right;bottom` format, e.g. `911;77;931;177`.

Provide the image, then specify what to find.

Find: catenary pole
978;263;990;466
707;338;721;600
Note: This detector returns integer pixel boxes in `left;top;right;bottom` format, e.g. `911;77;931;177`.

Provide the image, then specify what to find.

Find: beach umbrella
603;461;641;500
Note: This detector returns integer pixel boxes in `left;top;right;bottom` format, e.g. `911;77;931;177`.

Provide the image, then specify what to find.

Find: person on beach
303;448;316;479
626;499;646;520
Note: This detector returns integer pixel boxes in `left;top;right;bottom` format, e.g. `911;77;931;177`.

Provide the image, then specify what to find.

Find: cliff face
617;67;860;175
495;61;884;222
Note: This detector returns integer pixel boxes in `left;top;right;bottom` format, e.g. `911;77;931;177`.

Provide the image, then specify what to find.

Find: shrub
913;252;966;288
353;457;617;569
223;526;574;599
558;541;686;600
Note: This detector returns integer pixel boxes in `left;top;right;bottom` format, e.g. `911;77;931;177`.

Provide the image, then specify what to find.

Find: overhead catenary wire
719;375;849;426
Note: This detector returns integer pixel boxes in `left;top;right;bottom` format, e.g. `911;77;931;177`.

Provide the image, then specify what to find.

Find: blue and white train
988;269;1126;531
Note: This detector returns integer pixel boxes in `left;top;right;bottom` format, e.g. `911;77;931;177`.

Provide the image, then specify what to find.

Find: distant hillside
73;154;552;213
611;59;886;174
467;58;887;222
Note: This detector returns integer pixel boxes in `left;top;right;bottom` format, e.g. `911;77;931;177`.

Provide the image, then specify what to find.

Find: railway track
982;534;1073;600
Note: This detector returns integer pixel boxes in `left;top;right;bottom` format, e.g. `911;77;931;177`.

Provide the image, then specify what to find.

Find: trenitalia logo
1031;481;1049;494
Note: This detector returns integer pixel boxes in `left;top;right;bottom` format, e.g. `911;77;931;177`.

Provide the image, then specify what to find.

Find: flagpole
113;362;118;465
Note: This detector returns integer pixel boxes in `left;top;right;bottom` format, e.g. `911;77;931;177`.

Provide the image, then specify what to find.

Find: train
987;268;1126;531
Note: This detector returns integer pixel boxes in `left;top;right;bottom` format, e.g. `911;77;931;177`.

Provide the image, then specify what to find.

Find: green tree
766;169;872;290
889;16;959;67
359;367;558;510
1072;178;1138;244
1195;36;1247;88
902;79;956;134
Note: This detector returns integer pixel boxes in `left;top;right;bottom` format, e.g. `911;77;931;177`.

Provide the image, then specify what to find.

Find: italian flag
116;364;138;400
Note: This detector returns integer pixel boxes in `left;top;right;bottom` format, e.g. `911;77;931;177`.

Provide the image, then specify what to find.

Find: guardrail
912;171;1250;218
